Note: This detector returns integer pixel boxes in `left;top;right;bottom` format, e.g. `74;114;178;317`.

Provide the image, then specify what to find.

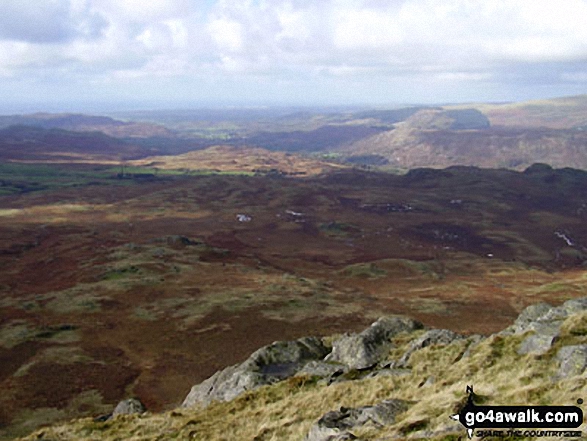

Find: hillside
1;162;587;439
344;124;587;170
340;101;587;170
16;298;587;440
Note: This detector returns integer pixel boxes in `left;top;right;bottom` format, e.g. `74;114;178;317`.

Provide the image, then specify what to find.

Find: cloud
208;18;244;52
196;0;587;78
0;0;107;44
2;0;587;107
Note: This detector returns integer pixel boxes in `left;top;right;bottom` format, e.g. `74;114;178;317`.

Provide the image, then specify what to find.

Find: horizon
0;94;582;116
2;1;587;112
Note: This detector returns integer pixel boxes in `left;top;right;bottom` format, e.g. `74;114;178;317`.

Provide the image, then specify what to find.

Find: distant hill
4;96;587;171
342;102;587;170
458;94;587;129
131;145;345;176
0;113;172;138
0;125;144;161
344;125;587;170
391;108;491;131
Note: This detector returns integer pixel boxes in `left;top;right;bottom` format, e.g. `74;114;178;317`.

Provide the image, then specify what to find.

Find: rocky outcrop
325;316;423;370
182;337;329;407
297;360;345;378
556;345;587;379
305;399;410;441
182;299;587;412
182;317;424;408
501;298;587;355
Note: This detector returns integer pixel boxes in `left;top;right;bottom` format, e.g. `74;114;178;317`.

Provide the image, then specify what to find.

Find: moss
340;263;387;279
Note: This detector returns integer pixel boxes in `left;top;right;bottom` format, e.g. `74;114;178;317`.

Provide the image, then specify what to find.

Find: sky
1;0;587;112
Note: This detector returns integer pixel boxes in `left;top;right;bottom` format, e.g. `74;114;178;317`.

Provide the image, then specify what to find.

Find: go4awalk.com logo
451;386;583;438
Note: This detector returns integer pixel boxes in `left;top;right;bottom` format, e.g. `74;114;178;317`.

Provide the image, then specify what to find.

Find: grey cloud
0;1;107;44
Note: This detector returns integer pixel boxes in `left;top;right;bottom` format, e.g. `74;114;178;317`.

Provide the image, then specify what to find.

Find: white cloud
332;7;403;50
207;18;243;52
2;0;587;107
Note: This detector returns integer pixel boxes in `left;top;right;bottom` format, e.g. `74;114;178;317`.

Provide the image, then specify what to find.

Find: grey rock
326;316;423;370
182;364;255;407
561;298;587;315
246;337;329;370
525;320;562;335
507;302;553;334
305;421;357;441
510;298;587;336
297;360;345;378
182;336;329;408
325;333;378;370
393;329;462;368
354;399;409;426
305;399;410;441
539;307;573;324
504;299;587;355
518;332;559;355
305;422;358;441
112;398;146;416
556;345;587;379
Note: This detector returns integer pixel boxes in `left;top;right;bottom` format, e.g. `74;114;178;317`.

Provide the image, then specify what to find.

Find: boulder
511;298;587;334
182;336;329;407
517;332;559;355
508;302;553;334
560;298;587;316
112;398;146;416
297;360;346;378
246;337;329;370
326;316;423;370
500;299;587;355
305;399;410;441
556;345;587;379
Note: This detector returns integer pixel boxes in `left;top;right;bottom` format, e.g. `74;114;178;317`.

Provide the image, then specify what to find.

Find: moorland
1;96;587;439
